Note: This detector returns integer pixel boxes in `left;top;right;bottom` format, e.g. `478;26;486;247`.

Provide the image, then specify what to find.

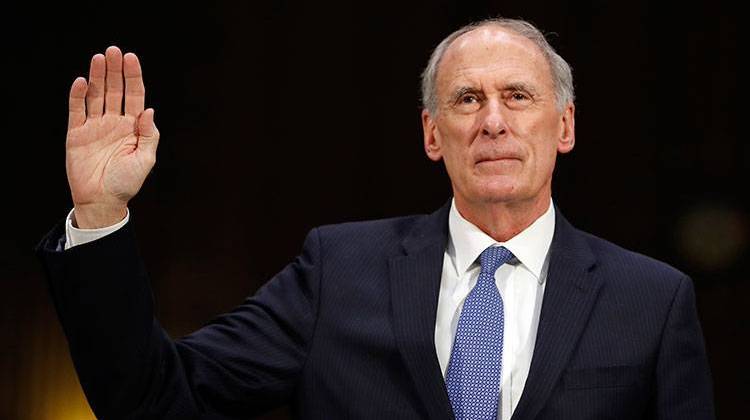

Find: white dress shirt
64;199;555;420
64;207;131;250
435;198;555;420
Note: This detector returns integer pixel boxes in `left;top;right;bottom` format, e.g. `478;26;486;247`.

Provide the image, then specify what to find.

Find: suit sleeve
654;275;715;420
35;215;321;419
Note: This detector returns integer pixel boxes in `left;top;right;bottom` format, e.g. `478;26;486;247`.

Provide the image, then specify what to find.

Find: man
36;18;715;419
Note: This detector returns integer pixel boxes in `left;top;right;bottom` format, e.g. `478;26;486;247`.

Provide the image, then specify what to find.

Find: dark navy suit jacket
35;201;715;419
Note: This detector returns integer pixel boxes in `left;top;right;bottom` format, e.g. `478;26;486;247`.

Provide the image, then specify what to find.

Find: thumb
137;108;158;138
137;108;160;154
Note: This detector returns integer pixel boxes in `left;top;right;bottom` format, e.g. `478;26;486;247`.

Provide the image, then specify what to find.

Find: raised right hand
66;46;159;228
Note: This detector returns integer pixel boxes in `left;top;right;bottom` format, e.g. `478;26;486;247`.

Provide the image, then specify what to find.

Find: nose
480;99;507;139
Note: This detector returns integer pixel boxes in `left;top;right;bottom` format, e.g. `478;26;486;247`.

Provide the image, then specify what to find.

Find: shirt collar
447;197;556;284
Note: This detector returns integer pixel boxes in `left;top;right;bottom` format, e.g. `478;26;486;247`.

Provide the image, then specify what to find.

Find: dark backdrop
2;1;745;419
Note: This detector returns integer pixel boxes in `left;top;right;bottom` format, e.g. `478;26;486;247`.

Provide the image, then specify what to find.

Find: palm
65;47;159;209
67;114;150;205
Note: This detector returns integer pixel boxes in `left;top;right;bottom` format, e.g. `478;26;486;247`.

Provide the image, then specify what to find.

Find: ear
422;109;443;161
557;102;575;154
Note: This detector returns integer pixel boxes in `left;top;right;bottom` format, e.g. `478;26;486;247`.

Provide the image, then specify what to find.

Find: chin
469;179;526;204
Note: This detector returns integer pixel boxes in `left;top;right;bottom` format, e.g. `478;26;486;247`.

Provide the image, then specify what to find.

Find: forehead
437;26;552;92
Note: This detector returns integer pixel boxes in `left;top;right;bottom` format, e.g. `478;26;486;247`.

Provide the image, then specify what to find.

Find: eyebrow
447;86;482;104
501;82;539;96
446;82;540;104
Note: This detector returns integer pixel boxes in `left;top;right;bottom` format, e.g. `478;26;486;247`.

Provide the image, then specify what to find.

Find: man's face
422;26;575;209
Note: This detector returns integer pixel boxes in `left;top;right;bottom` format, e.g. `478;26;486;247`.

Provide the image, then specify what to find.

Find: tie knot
479;246;514;275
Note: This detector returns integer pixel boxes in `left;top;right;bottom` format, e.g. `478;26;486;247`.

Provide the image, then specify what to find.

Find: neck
454;193;551;242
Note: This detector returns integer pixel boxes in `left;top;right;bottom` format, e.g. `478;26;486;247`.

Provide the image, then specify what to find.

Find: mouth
474;156;522;174
476;157;522;164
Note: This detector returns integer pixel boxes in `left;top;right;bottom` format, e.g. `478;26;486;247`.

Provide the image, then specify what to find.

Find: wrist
73;203;128;229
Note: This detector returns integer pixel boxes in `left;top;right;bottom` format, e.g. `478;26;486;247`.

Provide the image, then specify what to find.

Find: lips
476;157;520;163
476;155;522;164
474;149;522;164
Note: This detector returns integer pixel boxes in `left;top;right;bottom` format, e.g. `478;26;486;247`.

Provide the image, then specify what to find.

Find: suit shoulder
314;213;424;243
577;229;688;283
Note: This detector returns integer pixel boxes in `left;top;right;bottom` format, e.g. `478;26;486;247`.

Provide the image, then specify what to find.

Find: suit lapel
511;209;601;420
389;201;455;420
388;203;602;420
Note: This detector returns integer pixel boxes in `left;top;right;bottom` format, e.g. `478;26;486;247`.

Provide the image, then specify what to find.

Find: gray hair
420;17;575;115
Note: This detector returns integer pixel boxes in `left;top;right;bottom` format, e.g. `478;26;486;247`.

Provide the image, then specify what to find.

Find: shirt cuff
64;207;131;250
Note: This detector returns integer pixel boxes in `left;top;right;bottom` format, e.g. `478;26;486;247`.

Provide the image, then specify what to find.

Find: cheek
441;142;472;184
515;114;560;158
437;119;477;164
530;134;561;182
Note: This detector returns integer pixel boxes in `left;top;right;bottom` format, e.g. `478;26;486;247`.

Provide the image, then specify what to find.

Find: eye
450;91;483;113
504;89;534;109
459;94;480;104
510;91;530;101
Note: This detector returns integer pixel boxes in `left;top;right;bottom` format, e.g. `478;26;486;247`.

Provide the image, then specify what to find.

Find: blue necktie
446;245;514;420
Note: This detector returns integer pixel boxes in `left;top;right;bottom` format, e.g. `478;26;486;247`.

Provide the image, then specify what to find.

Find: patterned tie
446;245;514;420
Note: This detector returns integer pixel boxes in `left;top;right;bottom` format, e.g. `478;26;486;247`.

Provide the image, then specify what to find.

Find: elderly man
36;17;714;420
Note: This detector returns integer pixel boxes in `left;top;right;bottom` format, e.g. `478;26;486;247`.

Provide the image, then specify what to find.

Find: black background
2;1;745;419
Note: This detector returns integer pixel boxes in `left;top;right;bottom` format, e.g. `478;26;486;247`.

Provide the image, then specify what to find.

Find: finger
104;46;124;115
123;53;145;117
68;77;88;129
86;54;105;118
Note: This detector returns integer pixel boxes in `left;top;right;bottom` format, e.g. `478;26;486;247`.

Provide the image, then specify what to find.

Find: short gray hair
420;17;575;115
